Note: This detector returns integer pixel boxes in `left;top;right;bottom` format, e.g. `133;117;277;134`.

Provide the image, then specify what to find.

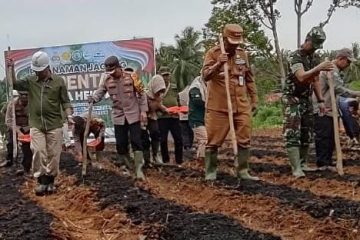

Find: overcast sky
0;0;359;79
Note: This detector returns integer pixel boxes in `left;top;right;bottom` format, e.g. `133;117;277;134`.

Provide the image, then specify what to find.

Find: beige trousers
31;127;63;178
206;109;251;149
193;125;207;159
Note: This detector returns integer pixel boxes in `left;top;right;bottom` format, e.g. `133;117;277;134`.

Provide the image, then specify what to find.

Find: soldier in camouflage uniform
283;26;334;177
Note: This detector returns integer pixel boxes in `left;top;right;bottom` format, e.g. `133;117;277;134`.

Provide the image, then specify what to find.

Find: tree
254;0;286;88
156;27;204;90
155;44;176;72
320;0;360;27
172;27;203;90
203;0;273;57
294;0;314;48
345;42;360;85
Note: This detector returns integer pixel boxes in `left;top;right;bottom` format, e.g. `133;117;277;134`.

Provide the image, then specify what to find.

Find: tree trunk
297;14;301;48
272;19;286;89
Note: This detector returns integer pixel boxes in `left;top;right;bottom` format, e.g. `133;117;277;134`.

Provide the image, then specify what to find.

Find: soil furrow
60;153;282;240
144;169;358;240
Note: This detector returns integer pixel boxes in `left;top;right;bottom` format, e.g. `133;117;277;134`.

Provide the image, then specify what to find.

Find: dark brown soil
1;128;360;240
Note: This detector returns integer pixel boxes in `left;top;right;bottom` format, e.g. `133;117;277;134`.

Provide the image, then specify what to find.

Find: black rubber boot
46;176;56;194
34;175;48;196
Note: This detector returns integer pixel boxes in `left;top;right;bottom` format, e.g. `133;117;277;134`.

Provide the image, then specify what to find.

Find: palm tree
156;27;204;91
155;44;176;72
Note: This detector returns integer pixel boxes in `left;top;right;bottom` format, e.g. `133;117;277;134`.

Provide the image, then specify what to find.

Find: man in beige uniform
202;24;258;181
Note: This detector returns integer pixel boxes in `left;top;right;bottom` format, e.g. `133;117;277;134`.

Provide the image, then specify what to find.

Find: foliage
156;27;203;90
252;101;283;129
0;80;9;138
204;0;286;87
253;56;282;101
203;0;273;56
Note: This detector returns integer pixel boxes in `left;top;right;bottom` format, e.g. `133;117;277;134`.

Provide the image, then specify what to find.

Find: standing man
8;51;73;195
188;76;207;161
0;91;32;172
157;66;183;165
89;56;148;180
178;85;194;160
313;48;360;170
283;26;334;177
202;24;258;181
142;74;168;166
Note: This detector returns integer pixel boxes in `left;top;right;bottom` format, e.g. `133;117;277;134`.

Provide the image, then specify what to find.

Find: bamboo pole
6;47;18;163
219;35;238;162
326;68;344;175
81;102;93;177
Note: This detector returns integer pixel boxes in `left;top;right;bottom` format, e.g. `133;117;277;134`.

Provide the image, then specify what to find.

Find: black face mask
35;69;48;80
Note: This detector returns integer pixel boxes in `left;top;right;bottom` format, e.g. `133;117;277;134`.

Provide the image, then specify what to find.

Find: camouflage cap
306;26;326;49
336;48;356;62
158;66;171;76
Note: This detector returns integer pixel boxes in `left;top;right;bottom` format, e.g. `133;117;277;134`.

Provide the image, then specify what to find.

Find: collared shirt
93;73;148;125
312;64;358;117
5;98;29;128
14;74;72;131
202;45;257;113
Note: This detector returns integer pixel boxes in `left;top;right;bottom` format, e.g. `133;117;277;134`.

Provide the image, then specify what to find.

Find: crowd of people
1;23;359;196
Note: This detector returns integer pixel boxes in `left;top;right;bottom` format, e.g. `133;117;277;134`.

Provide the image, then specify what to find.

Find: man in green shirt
157;66;183;164
8;51;73;195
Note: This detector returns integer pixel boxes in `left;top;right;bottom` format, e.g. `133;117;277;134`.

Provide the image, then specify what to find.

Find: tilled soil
0;168;54;239
1;128;360;239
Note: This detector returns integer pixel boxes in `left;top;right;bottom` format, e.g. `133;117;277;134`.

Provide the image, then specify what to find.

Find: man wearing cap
89;56;148;180
157;66;183;165
0;91;32;172
283;26;334;178
202;23;258;181
312;48;360;170
7;51;73;195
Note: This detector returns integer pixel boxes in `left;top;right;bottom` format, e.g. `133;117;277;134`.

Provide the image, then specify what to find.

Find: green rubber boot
236;148;259;181
205;149;218;180
134;151;145;180
124;153;134;170
300;146;316;171
152;141;164;164
287;147;305;178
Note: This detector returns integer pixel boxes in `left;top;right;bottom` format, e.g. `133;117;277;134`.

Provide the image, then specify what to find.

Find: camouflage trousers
282;97;314;148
